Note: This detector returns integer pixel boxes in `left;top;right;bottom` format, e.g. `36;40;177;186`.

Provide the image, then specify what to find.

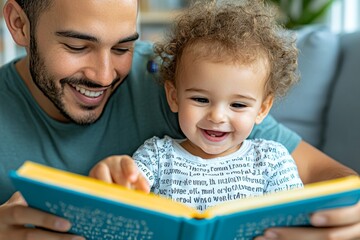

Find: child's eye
191;97;209;103
231;102;246;108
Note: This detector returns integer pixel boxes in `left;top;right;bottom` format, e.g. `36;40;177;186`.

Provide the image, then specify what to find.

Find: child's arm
89;155;150;193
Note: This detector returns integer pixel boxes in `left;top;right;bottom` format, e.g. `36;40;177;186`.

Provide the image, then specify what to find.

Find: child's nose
207;105;227;123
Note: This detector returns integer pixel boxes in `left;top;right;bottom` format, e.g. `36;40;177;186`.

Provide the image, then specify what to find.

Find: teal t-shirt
0;41;301;204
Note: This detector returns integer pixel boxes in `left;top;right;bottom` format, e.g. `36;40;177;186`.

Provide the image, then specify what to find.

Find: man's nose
85;52;117;86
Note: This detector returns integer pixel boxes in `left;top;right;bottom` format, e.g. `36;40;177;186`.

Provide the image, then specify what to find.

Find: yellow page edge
206;175;360;217
17;161;198;218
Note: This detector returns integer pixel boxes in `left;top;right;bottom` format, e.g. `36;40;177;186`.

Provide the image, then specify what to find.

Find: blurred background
1;0;360;66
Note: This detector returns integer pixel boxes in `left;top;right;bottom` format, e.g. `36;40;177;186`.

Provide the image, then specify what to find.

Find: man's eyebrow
55;31;139;43
118;33;140;43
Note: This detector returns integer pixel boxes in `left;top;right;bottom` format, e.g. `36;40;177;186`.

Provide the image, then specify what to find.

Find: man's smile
73;85;105;98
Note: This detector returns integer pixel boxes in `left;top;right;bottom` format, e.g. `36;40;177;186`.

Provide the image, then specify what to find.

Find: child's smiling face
165;52;273;159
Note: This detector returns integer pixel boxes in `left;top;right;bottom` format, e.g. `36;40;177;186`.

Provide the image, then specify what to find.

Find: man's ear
255;95;274;124
3;0;30;47
164;81;179;113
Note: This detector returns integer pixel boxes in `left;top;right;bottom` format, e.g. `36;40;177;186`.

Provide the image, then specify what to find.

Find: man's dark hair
15;0;24;7
15;0;53;31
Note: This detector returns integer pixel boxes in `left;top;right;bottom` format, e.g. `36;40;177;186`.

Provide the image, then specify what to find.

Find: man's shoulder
0;60;23;96
0;60;16;83
249;115;301;153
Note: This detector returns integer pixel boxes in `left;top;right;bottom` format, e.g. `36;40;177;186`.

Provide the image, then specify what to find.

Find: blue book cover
9;161;360;240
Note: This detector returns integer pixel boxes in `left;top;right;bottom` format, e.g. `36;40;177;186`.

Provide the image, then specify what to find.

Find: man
0;0;358;239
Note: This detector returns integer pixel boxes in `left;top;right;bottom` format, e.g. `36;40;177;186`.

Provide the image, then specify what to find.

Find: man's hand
89;155;150;192
254;200;360;240
0;192;84;240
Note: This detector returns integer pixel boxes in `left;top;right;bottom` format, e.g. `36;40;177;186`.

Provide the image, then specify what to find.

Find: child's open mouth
202;130;229;142
204;130;226;137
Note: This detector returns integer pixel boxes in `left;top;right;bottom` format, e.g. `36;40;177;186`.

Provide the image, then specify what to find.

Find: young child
90;0;303;212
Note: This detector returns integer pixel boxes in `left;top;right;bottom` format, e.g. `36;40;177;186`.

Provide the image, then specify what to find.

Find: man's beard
28;35;119;125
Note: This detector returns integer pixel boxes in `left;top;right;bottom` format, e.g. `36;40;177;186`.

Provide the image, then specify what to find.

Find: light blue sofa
271;25;360;173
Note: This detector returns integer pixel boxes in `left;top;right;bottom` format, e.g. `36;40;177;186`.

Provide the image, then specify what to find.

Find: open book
10;161;360;240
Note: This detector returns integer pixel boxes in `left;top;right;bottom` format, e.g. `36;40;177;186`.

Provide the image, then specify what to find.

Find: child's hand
89;155;150;193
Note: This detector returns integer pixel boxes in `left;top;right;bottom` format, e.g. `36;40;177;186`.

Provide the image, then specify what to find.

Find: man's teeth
75;86;104;98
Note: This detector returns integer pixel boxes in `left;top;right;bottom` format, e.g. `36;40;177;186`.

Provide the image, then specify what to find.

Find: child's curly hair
154;0;299;99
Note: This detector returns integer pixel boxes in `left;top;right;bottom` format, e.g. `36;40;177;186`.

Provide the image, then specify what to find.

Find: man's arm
292;140;358;184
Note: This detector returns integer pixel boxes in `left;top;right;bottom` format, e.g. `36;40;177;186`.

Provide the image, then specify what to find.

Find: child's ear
3;0;30;47
255;95;274;124
164;81;179;113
